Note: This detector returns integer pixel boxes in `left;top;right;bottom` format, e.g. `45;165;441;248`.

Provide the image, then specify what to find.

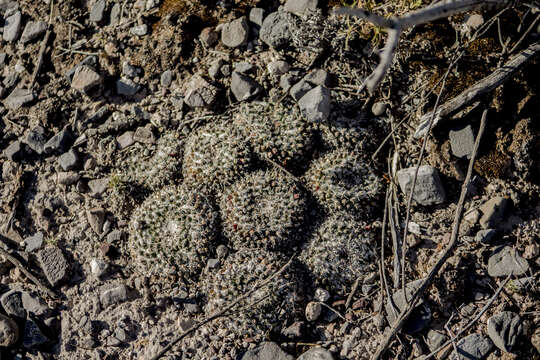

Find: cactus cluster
220;168;307;251
305;149;382;217
183;120;253;191
318;115;378;154
129;184;218;279
235;101;315;171
203;248;298;331
300;214;377;293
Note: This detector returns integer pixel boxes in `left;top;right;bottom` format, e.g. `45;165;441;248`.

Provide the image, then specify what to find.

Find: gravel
487;311;522;352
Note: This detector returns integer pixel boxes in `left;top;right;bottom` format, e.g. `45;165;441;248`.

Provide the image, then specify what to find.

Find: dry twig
29;0;54;88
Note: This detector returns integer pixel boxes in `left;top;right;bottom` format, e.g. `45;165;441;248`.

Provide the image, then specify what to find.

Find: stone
0;53;6;69
23;232;44;252
487;311;522;352
206;258;220;271
385;279;431;334
184;74;217;108
289;80;313;101
58;149;79;171
130;24;148;36
314;288;330;303
427;329;449;352
280;73;296;91
452;333;493;360
133;126;156;144
88;178;108;197
221;17;249;48
71;65;102;92
231;71;261;101
284;0;318;16
304;69;331;87
90;258;108;277
89;0;106;23
100;284;129;307
184;302;200;314
23;319;48;348
267;60;290;76
20;292;48;316
487;246;529;277
87;208;106;235
260;11;293;49
117;131;134;149
298;85;331;123
122;62;139;78
110;3;121;25
5;87;37;110
0;313;18;347
297;347;334;360
106;230;123;244
199;27;218;47
475;229;496;243
371;101;387;116
65;56;98;82
1;290;25;318
178;318;195;332
241;341;294;360
249;8;265;27
116;78;140;96
160;70;173;88
44;129;72;154
479;197;510;229
397;165;446;206
305;301;322;321
3;140;22;161
282;321;303;338
208;59;225;79
20;20;47;43
449;124;475;159
37;246;69;286
465;14;484;31
25;126;46;155
234;61;254;74
3;10;21;42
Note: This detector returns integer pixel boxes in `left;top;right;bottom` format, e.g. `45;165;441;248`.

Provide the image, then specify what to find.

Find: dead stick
371;108;488;360
414;41;540;138
30;0;54;88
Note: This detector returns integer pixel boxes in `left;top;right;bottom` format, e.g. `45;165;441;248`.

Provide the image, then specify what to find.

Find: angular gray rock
305;301;322;321
289;80;313;101
208;59;225;79
44;128;72;154
0;313;18;347
221;17;249;48
3;10;21;42
199;27;218;47
241;341;293;360
100;284;129;308
297;347;334;360
284;0;318;16
65;55;98;82
88;178;108;197
133;126;155;144
117;131;134;149
259;11;293;49
89;0;106;23
116;78;140;96
130;24;148;36
58;149;79;171
452;333;493;360
4;140;22;161
1;290;26;318
397;165;446;206
298;85;330;123
184;74;217;108
234;61;254;74
249;8;265;27
487;246;529;277
71;65;102;92
231;71;261;101
25;126;46;155
267;60;290;76
23;232;44;252
427;329;449;352
304;68;331;87
487;311;522;352
385;279;431;333
23;319;48;349
87;207;106;235
37;246;69;287
5;87;37;110
449;124;475;159
479;197;510;229
160;70;173;88
475;229;496;243
20;20;47;43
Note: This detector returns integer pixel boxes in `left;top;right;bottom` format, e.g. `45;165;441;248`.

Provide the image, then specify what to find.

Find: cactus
220;168;307;251
318;114;378;154
235;101;315;172
183;120;253;191
129;184;218;279
305;149;381;218
300;214;377;293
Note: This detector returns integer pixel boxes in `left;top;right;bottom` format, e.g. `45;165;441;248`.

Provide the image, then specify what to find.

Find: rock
385;279;431;334
130;24;148;36
110;3;121;25
259;11;292;49
122;61;139;78
88;178;108;197
206;258;220;271
90;258;108;277
249;8;265;27
20;20;47;43
0;313;18;347
305;301;322;321
371;101;387;116
487;311;522;352
280;73;296;91
297;347;334;360
304;69;331;87
532;328;540;354
87;208;106;235
284;0;318;16
3;140;22;161
396;165;446;206
231;71;261;101
200;27;218;47
208;59;225;79
221;17;249;48
71;65;102;92
184;74;217;108
65;55;98;82
160;70;173;88
267;60;290;76
25;126;46;155
100;284;129;308
106;230;123;244
116;78;140;96
289;80;313;101
314;288;330;303
23;232;44;252
475;229;496;243
5;87;37;110
23;319;48;348
479;197;510;229
20;292;48;316
44;128;72;154
452;333;493;360
184;302;200;314
178;318;195;332
1;290;25;318
449;124;475;159
464;14;484;32
133;126;155;144
427;329;449;352
117;131;135;149
89;0;106;23
3;10;21;42
37;246;69;287
298;85;330;123
488;246;529;277
234;61;254;74
241;341;293;360
282;321;303;338
58;149;79;171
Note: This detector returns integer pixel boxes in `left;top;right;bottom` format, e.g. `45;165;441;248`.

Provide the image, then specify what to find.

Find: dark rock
488;246;530;277
221;17;249;48
25;126;46;155
23;319;48;348
116;78;140;96
289;80;313;101
397;165;446;206
452;333;493;360
475;229;496;243
44;128;72;154
58;149;79;171
199;27;218;47
87;208;106;235
487;311;522;352
259;11;292;49
298;85;330;123
241;341;293;360
4;140;22;161
479;197;510;229
37;246;69;287
231;71;261;101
